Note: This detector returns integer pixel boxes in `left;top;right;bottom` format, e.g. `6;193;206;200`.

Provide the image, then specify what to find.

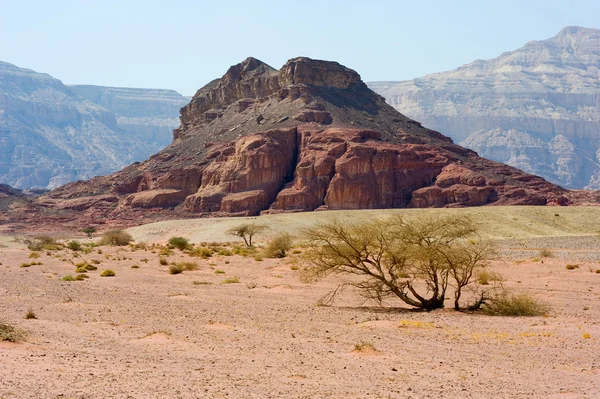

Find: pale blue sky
1;0;598;95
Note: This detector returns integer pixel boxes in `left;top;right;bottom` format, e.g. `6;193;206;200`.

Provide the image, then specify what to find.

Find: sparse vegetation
0;321;25;342
28;252;41;259
168;236;190;250
67;241;82;251
61;275;76;281
131;265;140;269
75;274;89;281
482;292;550;316
353;342;378;353
539;249;553;258
26;235;60;251
302;216;495;311
214;269;225;274
159;257;168;265
221;276;240;284
477;270;504;286
188;246;213;259
566;264;579;270
82;226;97;238
100;230;133;246
100;269;116;277
192;281;213;285
226;223;267;247
24;309;37;319
169;261;199;275
265;233;293;258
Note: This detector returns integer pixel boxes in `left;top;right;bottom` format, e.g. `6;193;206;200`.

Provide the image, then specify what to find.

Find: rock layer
369;26;600;189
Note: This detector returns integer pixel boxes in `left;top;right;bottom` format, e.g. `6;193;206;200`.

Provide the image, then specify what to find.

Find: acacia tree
226;223;267;247
301;216;495;311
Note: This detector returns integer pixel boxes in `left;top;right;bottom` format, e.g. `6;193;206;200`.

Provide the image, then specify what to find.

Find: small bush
482;292;550;316
353;343;378;353
217;248;232;256
28;252;41;259
74;274;89;281
0;321;25;342
265;233;293;258
214;269;225;275
24;309;37;320
67;241;82;251
27;235;58;251
565;264;579;270
100;269;116;277
61;275;76;281
539;249;553;258
75;266;88;273
477;270;503;285
20;262;32;268
100;230;133;246
168;237;190;250
189;247;213;259
169;265;183;275
192;281;213;285
159;258;168;266
179;262;199;271
131;265;140;269
221;276;240;284
82;226;97;238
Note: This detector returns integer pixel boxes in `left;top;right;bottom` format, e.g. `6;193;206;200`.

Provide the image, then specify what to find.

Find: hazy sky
1;0;598;95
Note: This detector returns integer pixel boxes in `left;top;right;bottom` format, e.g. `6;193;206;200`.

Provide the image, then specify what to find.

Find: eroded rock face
7;56;591;230
369;26;600;189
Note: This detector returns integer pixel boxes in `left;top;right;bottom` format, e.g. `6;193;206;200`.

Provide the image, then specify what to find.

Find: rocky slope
4;56;581;231
369;26;600;190
0;61;188;190
69;85;189;152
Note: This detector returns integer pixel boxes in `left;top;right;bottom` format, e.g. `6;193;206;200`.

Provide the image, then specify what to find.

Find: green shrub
82;226;97;238
75;266;88;273
99;230;133;246
168;237;190;250
74;274;89;281
67;241;82;251
61;275;76;281
265;233;293;258
100;269;116;277
482;293;550;316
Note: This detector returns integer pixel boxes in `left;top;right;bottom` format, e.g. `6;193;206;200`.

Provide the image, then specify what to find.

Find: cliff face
0;61;189;190
69;85;189;152
15;56;576;230
369;26;600;189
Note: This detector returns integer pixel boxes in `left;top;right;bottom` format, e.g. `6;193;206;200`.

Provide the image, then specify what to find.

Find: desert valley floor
1;207;600;398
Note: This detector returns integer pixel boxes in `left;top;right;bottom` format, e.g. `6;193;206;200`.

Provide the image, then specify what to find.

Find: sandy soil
2;210;600;398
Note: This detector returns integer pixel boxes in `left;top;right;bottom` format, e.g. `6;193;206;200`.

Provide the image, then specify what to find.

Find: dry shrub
100;269;116;277
0;321;25;342
477;270;504;285
188;247;213;259
482;292;550;316
539;249;553;258
100;230;133;246
168;237;190;250
265;233;293;258
302;216;495;311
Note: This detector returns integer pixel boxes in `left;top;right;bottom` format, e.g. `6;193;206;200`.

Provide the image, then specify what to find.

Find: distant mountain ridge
0;61;189;189
369;26;600;189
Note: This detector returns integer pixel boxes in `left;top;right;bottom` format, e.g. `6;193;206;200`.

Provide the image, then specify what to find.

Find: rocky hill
0;61;188;190
69;85;189;152
4;56;583;231
369;26;600;189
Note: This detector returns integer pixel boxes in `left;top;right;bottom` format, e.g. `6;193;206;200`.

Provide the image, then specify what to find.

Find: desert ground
1;207;600;398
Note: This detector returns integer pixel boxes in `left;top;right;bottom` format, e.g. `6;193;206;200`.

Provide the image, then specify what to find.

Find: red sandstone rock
4;56;596;231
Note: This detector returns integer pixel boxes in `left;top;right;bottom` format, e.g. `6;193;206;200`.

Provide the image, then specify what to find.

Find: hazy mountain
369;26;600;189
0;61;188;189
69;85;190;152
